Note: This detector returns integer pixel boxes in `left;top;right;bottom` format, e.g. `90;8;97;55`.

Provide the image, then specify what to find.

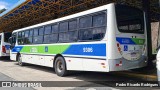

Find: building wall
151;22;160;53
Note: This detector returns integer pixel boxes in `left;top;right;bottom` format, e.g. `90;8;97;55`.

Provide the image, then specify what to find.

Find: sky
0;0;19;10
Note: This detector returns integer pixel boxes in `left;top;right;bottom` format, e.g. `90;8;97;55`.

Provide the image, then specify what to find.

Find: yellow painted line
109;72;157;81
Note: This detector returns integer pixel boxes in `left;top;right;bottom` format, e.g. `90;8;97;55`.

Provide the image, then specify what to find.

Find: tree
0;8;6;14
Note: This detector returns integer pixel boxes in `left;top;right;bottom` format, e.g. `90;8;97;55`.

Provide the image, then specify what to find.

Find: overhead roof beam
0;0;159;32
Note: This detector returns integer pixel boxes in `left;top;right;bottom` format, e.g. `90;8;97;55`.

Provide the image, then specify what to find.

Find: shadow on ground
0;58;159;89
0;57;13;62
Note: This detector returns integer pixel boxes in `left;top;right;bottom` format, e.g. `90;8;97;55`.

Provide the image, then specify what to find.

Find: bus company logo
139;40;144;44
122;39;130;44
45;46;48;52
16;48;21;52
30;47;38;53
2;82;11;87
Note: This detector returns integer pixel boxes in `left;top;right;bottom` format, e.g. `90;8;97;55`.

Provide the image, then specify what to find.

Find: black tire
55;56;67;77
17;55;24;66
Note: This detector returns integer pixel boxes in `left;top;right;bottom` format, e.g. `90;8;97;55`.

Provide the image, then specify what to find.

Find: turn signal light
2;46;6;53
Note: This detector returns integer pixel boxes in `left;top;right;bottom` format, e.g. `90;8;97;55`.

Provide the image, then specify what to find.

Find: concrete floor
0;59;159;90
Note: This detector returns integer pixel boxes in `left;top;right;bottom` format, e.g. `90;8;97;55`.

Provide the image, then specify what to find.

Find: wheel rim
57;60;63;73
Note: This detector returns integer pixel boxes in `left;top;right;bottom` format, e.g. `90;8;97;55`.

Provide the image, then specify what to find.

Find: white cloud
0;1;9;9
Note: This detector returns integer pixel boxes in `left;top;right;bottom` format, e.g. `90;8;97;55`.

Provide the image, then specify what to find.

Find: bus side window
59;22;68;33
79;12;106;41
93;13;106;27
68;20;78;42
92;13;106;40
79;29;93;40
24;30;30;44
52;24;58;33
79;16;92;28
59;22;69;42
18;32;22;45
79;16;92;40
44;25;58;43
28;30;33;44
37;27;44;44
51;24;58;43
29;30;33;36
39;27;44;35
33;28;38;36
4;32;11;43
25;31;29;37
44;25;52;35
10;33;17;49
12;33;16;44
33;27;44;44
22;32;25;37
18;32;22;38
33;28;39;44
44;25;52;44
92;27;106;40
21;31;25;44
69;20;77;30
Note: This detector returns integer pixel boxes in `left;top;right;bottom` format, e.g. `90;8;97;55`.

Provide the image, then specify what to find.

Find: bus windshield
4;32;11;42
116;4;144;34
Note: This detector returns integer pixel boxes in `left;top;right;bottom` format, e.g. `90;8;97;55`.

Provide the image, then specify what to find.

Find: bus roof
12;3;113;33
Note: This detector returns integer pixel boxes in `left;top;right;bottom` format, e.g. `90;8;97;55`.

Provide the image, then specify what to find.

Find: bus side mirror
8;37;12;44
8;37;14;49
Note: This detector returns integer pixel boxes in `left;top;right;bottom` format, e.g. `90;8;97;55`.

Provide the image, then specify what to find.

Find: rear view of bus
0;32;11;57
108;4;147;71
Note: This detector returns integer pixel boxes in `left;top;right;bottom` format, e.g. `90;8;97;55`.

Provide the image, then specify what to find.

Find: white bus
0;32;11;57
9;3;147;76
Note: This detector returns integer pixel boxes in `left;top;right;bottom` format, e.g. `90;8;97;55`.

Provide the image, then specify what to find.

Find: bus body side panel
12;41;108;72
10;40;18;61
2;42;10;56
62;42;107;71
10;53;17;61
22;54;53;67
64;57;84;71
108;4;147;71
107;4;123;71
81;58;107;72
0;33;2;56
0;32;11;57
44;56;54;67
107;4;122;60
70;58;107;72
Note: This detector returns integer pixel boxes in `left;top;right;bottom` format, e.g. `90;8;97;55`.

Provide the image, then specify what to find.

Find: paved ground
0;59;159;90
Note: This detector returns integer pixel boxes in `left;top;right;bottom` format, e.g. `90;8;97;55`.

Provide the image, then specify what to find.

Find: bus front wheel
17;55;24;66
55;56;67;77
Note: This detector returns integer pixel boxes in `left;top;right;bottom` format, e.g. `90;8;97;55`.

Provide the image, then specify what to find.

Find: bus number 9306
83;47;93;52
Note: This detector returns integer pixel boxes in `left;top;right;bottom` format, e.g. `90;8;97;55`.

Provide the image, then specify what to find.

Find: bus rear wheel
55;56;67;77
17;55;24;66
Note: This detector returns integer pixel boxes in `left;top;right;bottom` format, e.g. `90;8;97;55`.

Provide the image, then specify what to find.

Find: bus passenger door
9;33;17;60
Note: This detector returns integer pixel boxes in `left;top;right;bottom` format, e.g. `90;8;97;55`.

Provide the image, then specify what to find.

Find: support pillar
142;0;154;67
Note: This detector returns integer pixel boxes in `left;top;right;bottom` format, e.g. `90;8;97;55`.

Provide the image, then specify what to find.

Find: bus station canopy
0;0;159;32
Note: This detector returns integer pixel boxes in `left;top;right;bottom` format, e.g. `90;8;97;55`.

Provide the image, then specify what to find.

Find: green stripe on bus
20;45;70;54
132;38;145;45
